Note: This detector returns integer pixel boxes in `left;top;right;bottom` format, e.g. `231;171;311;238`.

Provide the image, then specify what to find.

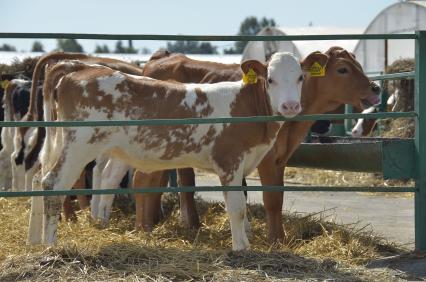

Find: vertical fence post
344;104;353;135
415;30;426;251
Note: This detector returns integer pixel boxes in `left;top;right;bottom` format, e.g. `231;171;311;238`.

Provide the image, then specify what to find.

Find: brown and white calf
132;47;381;242
91;50;246;227
351;106;379;137
29;52;303;250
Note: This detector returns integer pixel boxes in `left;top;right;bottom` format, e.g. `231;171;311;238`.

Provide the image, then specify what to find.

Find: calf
30;53;303;250
0;78;31;190
92;50;245;227
351;106;379;137
137;47;381;242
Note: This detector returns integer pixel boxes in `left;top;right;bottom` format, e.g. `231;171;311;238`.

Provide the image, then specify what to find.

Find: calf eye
298;75;303;82
268;78;273;84
337;67;348;74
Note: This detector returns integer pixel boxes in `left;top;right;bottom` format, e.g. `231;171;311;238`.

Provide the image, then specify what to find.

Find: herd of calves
0;47;381;250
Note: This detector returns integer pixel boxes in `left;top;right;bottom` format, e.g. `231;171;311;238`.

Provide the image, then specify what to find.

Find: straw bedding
0;194;404;281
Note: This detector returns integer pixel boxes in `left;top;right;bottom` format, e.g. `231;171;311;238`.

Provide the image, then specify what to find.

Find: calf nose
281;101;301;116
371;83;381;94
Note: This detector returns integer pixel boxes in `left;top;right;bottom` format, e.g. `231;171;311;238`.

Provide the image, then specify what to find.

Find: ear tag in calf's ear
0;80;10;90
309;62;326;77
242;68;258;84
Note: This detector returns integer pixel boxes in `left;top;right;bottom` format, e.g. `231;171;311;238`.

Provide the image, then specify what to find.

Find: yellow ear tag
242;68;258;84
0;80;10;90
309;62;326;77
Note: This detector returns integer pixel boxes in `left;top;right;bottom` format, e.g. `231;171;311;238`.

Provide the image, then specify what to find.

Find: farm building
243;0;426;73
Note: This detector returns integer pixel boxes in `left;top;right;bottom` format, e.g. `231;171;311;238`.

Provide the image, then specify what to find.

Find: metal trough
287;137;415;180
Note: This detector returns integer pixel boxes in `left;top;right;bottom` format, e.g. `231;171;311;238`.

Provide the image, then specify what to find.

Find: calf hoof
232;239;250;251
135;223;154;233
27;233;42;245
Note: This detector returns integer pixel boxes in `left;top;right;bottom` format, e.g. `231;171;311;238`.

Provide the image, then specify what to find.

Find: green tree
224;16;276;54
56;39;84;52
166;41;217;54
0;43;16;52
114;40;138;54
115;41;125;53
94;44;110;53
31;41;44;52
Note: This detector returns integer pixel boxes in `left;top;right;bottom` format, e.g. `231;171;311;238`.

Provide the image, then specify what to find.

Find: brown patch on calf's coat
55;66;219;161
88;128;112;144
212;77;280;183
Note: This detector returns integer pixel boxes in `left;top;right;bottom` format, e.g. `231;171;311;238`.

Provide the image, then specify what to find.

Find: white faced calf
31;52;303;251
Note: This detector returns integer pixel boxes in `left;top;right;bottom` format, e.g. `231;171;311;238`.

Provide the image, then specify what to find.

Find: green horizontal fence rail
0;186;417;198
0;31;423;250
0;33;417;41
0;112;417;128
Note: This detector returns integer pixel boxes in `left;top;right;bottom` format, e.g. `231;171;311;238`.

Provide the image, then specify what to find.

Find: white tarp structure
354;0;426;73
242;26;362;62
243;0;426;73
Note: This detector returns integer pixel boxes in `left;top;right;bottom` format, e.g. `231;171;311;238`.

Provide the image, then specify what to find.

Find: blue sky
1;0;398;53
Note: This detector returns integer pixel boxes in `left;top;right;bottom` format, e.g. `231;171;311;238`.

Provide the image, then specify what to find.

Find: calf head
301;47;380;113
241;52;303;117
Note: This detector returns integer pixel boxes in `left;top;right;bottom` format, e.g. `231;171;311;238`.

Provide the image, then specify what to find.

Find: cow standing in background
0;77;32;190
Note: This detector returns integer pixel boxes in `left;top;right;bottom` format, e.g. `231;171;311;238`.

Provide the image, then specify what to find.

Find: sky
1;0;399;54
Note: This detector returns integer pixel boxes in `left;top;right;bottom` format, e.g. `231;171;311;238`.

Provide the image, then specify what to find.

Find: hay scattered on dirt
0;195;404;281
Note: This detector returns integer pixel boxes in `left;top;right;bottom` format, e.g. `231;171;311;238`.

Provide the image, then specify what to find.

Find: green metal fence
0;32;424;250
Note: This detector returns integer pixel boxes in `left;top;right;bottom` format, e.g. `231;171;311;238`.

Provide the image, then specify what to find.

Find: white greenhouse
242;0;426;73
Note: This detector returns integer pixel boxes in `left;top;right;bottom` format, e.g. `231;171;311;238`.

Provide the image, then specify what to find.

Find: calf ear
300;52;329;74
241;60;267;79
338;49;356;60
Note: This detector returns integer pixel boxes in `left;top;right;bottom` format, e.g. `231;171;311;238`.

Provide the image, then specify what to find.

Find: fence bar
415;31;426;251
0;33;416;41
0;112;417;128
369;71;415;81
0;186;416;198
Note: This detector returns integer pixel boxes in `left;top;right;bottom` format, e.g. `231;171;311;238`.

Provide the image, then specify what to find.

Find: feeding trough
288;136;415;180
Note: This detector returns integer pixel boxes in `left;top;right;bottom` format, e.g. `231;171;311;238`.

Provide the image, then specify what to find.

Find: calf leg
91;155;108;219
62;171;90;222
27;169;43;244
42;142;99;245
133;170;166;231
177;168;200;229
96;159;129;225
0;127;14;190
25;161;39;192
11;153;25;191
74;171;90;210
240;178;251;237
0;149;12;190
219;166;249;251
257;154;285;242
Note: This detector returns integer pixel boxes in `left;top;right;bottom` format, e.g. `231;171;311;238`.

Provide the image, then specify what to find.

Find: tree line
0;16;275;54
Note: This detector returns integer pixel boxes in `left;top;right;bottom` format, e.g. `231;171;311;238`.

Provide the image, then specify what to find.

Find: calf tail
29;52;89;121
40;61;93;170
